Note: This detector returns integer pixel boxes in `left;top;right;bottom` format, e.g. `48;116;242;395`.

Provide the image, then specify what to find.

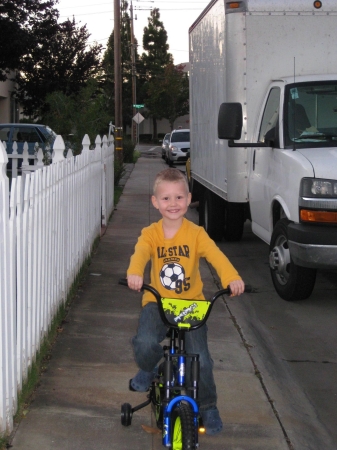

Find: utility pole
114;0;123;158
130;1;137;144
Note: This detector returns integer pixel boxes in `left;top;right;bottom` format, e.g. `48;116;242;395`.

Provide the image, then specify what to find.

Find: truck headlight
300;178;337;198
300;178;337;224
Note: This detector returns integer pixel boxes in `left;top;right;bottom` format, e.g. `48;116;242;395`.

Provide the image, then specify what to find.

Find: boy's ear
151;195;159;209
187;192;192;205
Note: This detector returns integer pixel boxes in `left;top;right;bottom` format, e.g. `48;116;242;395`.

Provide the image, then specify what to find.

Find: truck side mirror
218;103;243;140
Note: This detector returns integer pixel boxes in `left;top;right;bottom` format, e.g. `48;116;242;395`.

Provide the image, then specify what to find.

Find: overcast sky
57;0;210;65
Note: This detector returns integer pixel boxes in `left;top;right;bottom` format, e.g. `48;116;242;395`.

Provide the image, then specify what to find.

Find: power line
60;8;203;18
59;0;207;8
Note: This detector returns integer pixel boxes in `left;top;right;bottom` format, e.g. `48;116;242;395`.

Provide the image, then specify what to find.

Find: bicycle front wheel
171;403;196;450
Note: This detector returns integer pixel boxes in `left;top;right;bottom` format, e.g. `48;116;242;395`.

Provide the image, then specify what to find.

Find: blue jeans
132;302;217;410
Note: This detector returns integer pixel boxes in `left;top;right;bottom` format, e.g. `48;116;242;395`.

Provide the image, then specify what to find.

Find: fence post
36;147;44;168
11;141;18;178
0;141;9;432
53;136;66;163
101;136;107;228
21;142;31;175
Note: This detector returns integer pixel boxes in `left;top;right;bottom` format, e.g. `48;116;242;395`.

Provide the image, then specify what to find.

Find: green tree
141;7;172;138
15;18;102;117
161;64;189;130
0;0;59;82
43;78;112;154
145;63;189;131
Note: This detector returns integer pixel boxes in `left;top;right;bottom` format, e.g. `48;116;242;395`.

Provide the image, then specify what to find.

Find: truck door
249;87;281;243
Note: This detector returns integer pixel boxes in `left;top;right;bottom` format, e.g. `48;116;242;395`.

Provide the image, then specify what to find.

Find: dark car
0;123;57;167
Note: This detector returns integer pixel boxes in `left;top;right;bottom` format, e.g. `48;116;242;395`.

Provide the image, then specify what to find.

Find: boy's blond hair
153;168;189;195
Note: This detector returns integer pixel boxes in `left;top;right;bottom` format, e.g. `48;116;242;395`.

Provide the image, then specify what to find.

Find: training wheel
121;402;133;426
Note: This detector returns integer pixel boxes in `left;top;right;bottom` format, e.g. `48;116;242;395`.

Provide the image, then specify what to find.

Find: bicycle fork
161;348;200;447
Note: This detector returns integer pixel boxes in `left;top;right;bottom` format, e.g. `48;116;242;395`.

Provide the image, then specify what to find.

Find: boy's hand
229;279;245;297
127;274;144;292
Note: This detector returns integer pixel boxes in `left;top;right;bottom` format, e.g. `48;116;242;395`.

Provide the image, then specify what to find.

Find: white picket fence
0;133;114;434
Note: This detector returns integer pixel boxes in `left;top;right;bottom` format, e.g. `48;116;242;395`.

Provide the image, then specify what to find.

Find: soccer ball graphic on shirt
160;263;185;290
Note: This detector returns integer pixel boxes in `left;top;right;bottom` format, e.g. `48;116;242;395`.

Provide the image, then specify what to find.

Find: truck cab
218;75;337;300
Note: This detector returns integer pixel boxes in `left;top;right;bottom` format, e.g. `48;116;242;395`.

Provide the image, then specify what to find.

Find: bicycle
119;278;250;449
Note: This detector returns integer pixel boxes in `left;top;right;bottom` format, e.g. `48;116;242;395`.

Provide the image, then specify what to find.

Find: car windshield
171;131;190;143
284;81;337;149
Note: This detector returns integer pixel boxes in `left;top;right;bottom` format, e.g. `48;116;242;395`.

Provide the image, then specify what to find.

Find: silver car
161;133;171;159
166;129;190;166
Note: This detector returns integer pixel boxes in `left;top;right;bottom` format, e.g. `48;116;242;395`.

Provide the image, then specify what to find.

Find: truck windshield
284;81;337;149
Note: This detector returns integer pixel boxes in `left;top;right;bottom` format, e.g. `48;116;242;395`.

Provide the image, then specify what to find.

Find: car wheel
269;219;316;301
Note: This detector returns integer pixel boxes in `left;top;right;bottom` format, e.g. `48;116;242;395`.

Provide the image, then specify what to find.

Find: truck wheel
223;203;245;242
199;190;225;241
189;177;201;203
269;219;316;301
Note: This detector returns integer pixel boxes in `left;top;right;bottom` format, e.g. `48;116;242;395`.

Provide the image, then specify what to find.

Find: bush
123;138;135;163
114;158;126;186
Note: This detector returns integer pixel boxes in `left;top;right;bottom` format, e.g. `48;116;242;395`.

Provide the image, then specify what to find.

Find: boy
127;168;245;435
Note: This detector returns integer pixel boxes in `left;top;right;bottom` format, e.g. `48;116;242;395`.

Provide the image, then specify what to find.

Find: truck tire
199;190;225;241
269;219;316;301
189;177;202;203
223;203;245;242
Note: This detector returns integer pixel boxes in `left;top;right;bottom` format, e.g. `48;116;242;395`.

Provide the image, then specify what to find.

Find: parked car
160;133;171;159
165;129;190;166
0;123;57;167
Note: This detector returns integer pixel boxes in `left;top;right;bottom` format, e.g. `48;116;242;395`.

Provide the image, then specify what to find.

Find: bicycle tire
171;403;196;450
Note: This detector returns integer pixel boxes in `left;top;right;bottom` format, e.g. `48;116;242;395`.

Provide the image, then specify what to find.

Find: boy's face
152;180;191;222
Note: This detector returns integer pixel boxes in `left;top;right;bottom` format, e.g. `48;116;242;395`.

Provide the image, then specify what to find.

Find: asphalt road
149;144;337;449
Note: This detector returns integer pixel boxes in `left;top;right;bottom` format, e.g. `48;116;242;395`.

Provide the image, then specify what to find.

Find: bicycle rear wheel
171;403;196;450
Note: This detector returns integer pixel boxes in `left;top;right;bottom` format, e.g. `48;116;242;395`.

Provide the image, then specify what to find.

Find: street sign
133;112;145;124
133;104;145;109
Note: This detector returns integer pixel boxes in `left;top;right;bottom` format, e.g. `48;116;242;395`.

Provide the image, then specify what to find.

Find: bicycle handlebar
118;278;251;303
119;278;251;330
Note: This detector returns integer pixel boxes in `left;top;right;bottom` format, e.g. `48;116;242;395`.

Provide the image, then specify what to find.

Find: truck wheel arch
272;198;290;228
269;218;316;301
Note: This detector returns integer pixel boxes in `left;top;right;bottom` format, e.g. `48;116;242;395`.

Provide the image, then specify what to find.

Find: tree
14;18;102;117
161;64;189;130
141;8;172;138
43;77;112;154
145;63;189;131
0;0;59;81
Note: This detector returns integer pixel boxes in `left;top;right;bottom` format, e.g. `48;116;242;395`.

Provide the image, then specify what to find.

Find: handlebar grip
244;285;252;293
119;278;128;286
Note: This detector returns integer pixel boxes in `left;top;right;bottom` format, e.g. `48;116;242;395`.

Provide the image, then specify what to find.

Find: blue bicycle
119;278;250;449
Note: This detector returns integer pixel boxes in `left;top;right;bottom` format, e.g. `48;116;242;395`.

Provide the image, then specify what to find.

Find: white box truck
188;0;337;300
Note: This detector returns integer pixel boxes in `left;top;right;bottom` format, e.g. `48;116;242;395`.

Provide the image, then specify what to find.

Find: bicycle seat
158;297;212;330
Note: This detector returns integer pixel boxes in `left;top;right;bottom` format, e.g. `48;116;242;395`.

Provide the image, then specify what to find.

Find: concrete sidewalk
9;155;289;450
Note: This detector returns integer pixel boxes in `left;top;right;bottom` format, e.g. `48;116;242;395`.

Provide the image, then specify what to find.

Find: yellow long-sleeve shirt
127;218;242;306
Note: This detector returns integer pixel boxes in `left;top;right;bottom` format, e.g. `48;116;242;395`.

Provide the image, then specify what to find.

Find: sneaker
200;406;223;435
129;369;155;392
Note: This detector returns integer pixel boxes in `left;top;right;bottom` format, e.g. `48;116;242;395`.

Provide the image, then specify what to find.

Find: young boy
127;168;245;435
